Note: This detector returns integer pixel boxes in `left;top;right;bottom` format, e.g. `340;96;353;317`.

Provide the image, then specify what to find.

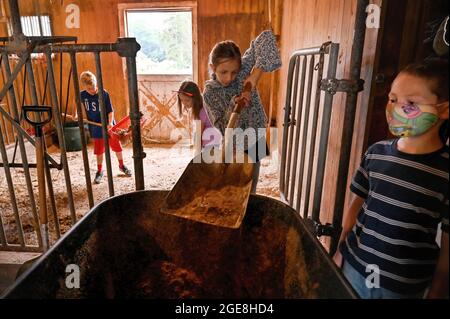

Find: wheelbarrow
2;191;357;299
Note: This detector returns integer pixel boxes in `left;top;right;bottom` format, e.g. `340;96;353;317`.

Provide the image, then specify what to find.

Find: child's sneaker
119;165;132;176
94;170;104;184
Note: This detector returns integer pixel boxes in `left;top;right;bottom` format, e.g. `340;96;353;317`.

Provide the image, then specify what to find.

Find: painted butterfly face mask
385;102;444;137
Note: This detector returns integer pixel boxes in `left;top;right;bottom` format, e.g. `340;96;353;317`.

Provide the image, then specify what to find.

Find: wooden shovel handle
227;82;252;129
83;119;102;127
62;113;102;127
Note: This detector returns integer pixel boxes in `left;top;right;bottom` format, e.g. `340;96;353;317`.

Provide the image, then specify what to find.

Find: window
18;15;52;36
125;10;193;75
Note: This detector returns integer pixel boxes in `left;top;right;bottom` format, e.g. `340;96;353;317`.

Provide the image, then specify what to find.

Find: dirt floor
0;141;281;247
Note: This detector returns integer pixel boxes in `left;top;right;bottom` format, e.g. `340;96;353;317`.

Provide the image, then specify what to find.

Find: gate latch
320;78;364;95
314;221;336;238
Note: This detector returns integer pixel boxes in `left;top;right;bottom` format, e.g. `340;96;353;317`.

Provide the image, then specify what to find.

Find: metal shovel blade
161;82;254;228
160;148;254;229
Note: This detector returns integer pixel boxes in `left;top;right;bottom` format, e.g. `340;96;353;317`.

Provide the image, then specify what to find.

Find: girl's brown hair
208;40;241;76
177;81;203;120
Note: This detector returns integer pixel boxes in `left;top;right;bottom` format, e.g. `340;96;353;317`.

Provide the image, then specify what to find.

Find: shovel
160;83;254;228
23;106;52;251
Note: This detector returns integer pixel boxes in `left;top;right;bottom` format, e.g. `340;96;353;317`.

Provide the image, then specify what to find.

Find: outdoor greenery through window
126;10;193;75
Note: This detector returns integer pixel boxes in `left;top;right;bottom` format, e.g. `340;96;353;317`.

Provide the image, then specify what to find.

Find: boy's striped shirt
341;139;449;294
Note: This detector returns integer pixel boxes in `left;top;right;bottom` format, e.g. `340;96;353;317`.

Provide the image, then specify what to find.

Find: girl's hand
242;67;264;106
239;92;251;107
243;74;258;91
239;80;253;107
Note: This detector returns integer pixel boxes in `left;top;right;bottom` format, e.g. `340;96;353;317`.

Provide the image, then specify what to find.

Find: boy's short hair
80;71;97;87
401;59;449;102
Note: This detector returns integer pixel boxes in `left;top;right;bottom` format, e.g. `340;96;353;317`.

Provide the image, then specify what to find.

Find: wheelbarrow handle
23;106;53;127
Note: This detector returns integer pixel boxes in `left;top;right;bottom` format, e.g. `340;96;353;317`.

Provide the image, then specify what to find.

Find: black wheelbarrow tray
2;190;357;299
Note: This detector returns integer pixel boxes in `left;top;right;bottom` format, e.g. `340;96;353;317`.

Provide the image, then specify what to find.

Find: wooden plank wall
277;0;382;247
0;0;280;145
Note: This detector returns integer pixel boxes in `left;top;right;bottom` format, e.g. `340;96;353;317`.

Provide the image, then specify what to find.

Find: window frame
118;1;198;83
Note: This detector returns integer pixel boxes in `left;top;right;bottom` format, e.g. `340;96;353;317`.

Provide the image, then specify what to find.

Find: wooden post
266;0;282;153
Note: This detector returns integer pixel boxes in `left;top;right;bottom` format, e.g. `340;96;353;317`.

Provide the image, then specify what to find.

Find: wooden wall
0;0;279;145
277;0;382;245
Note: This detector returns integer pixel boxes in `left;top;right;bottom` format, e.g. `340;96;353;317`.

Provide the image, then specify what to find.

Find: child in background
176;80;221;152
334;59;449;299
80;71;132;184
203;29;281;193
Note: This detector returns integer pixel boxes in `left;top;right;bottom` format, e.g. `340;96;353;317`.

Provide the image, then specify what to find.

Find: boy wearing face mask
333;59;449;299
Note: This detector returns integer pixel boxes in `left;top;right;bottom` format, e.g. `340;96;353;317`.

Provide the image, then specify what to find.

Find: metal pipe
289;47;324;57
311;43;340;222
0;191;7;245
70;52;94;208
126;56;145;190
45;50;77;224
1;43;117;54
1;52;34;248
303;51;326;217
0;162;59;168
8;0;23;37
279;55;298;201
0;48;33;102
284;57;301;203
296;55;315;217
23;60;44;245
0;117;25;246
94;52;114;196
44;159;60;238
0;54;12;145
330;0;369;255
0;123;11;246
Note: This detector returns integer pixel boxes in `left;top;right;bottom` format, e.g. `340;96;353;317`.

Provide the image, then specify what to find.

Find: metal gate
279;41;364;254
280;41;339;222
280;0;367;256
0;0;144;252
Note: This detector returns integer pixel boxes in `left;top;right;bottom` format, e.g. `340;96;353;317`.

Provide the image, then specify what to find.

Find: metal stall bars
0;0;145;252
280;0;367;256
279;41;338;229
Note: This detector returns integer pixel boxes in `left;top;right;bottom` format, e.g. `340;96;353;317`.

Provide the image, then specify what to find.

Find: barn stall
0;0;447;300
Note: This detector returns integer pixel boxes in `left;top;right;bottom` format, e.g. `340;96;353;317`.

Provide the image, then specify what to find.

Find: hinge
314;221;337;238
320;78;364;95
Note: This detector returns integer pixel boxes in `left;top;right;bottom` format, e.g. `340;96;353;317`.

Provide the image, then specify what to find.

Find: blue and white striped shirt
341;139;449;294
